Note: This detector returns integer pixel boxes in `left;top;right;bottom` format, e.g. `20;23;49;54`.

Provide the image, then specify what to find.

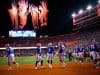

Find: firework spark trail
39;1;48;27
8;3;18;29
18;0;28;29
29;5;40;29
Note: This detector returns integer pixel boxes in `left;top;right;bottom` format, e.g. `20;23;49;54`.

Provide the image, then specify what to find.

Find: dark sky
0;0;97;36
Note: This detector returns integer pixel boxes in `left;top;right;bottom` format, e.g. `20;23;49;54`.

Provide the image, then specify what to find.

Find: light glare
87;5;92;10
72;13;76;17
79;9;83;14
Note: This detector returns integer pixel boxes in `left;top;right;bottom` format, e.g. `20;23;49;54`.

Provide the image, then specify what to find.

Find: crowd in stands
0;28;100;56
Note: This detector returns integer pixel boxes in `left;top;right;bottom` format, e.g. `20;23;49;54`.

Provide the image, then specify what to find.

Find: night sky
0;0;97;36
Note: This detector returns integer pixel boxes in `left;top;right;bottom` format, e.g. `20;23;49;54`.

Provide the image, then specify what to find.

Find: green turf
0;56;73;65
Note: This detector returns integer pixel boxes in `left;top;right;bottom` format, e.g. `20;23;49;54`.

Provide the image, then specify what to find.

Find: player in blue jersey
95;41;100;68
90;39;100;68
6;44;18;70
57;41;66;67
90;40;97;64
77;45;84;63
47;43;54;68
35;43;44;69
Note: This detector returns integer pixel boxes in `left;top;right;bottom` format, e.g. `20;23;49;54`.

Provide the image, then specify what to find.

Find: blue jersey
77;47;84;52
48;46;54;54
59;45;65;53
7;47;14;55
36;47;41;55
90;44;97;52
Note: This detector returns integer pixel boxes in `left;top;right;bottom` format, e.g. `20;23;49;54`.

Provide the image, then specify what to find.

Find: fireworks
39;1;48;27
18;0;28;29
8;3;18;29
8;0;48;30
29;5;39;29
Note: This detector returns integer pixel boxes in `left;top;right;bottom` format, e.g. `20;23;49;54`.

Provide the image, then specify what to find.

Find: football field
0;56;100;75
0;56;69;65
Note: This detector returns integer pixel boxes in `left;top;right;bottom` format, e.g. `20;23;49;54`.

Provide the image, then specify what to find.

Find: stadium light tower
72;13;76;18
78;9;83;14
86;5;92;10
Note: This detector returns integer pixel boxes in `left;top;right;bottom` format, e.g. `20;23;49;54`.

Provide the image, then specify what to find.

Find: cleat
49;64;52;69
34;67;38;70
41;66;44;69
96;66;99;69
62;63;66;67
8;67;13;71
49;64;51;68
50;65;52;69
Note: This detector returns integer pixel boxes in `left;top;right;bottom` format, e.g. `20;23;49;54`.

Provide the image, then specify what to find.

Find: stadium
0;0;100;75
